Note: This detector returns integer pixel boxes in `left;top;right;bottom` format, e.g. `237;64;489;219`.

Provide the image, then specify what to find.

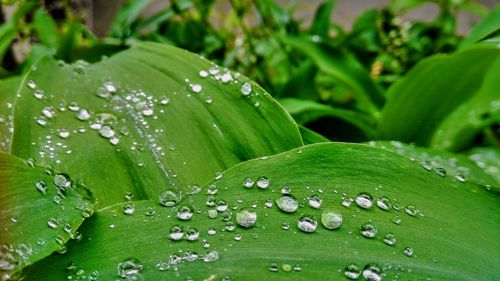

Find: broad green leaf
0;76;21;152
33;10;60;49
460;4;500;49
468;147;500;186
309;0;336;38
24;143;499;280
11;42;302;208
280;98;376;140
368;141;499;188
378;47;500;145
430;56;500;151
0;151;94;280
298;125;330;144
282;36;385;115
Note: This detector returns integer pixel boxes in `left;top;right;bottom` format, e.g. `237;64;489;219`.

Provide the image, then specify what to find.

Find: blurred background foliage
0;0;498;149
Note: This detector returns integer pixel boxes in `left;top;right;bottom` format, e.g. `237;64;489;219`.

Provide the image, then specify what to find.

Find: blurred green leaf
378;47;500;145
298;124;330;144
11;42;302;208
0;76;20;152
468;146;500;185
23;143;500;280
460;4;500;49
309;0;336;38
33;10;60;49
0;151;94;279
110;0;154;38
279;61;318;100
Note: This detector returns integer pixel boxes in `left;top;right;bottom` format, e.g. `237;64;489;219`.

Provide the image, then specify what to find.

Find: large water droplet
321;211;342;230
355;192;373;209
240;82;252;96
297;215;318;233
236;209;257;228
383;233;396;246
186;227;199;241
169;225;184;241
256;177;269;189
54;173;71;189
362;264;382;281
177;206;194;221
76;108;91;121
360;223;377;238
159;191;179;207
99;125;115;139
123;203;135;215
203;251;219;262
376;197;391;211
242;177;254;188
344;264;361;279
117;258;143;278
275;195;298;213
307;195;322;209
404;205;418;217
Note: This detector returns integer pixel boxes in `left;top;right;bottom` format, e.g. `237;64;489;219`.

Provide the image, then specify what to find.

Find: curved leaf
460;4;500;49
11;42;303;208
298;125;330;144
0;151;94;280
468;147;500;185
378;47;500;145
0;76;21;152
24;143;499;280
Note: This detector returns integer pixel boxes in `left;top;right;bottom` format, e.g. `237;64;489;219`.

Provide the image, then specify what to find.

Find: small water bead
392;216;402;225
276;195;299;213
421;161;433;171
54;173;71;188
186;227;199;241
242;177;254;188
203;251;219;262
383;233;396;246
177;206;194;220
264;199;273;208
190;84;202;93
281;186;291;194
221;72;232;83
297;215;318;233
362;264;383;281
207;209;218;219
27;80;37;89
199;70;209;78
207;228;217;235
142;108;154;116
281;222;290;230
47;218;58;229
99;125;115;139
355;192;373;209
159;191;179;207
123;203;135;215
455;174;466;182
58;130;70;139
225;221;236;231
256;177;269;189
344;264;361;279
76;108;91;121
321;211;343;230
215;200;228;212
33;90;45;100
240;82;252;96
269;263;279;272
233;234;242;241
404;205;418;217
36;117;47;126
376;197;391;211
435;167;447;177
403;247;414;257
207;185;218;195
236;209;257;228
35;180;48;194
42;107;55;119
307;195;322;209
293;264;302;272
117;258;143;278
360;223;378;238
169;225;184;241
342;197;353;207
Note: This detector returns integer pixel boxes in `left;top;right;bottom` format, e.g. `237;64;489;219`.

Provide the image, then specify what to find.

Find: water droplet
190;84;202;93
233;234;242;241
344;264;361;279
47;218;58;229
33;90;45;99
27;80;37;89
177;206;194;220
392;216;402;225
36;117;47;126
362;264;382;281
117;258;143;278
281;222;290;230
242;177;254;188
99;125;115;139
203;251;219;262
240;82;252;96
199;70;209;78
207;185;218;195
54;173;70;188
216;200;228;212
35;180;48;194
42;107;55;119
297;215;318;233
221;72;232;83
169;225;184;241
355;192;373;209
404;205;418;217
321;211;342;230
76;108;91;121
403;247;414;257
276;195;298;213
159;96;170;105
236;209;257;228
455;174;466;182
142;108;154;116
383;233;396;246
269;263;279;272
159;191;179;207
421;161;433;171
256;177;269;189
293;264;302;272
282;264;292;272
186;227;199;241
342;197;353;207
58;130;70;139
207;209;218;219
360;223;377;238
281;185;291;194
376;197;391;211
307;195;322;209
435;167;447;177
123;203;135;215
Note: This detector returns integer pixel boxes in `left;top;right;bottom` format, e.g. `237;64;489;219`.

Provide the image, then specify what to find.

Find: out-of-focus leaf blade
33;10;60;49
298;124;330;144
11;42;303;208
460;5;500;49
0;76;21;152
24;143;500;280
0;151;94;279
378;48;500;145
309;0;336;37
468;147;500;186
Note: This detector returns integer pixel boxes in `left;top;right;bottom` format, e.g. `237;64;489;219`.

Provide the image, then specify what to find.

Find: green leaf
298;124;330;144
56;22;80;62
309;0;336;38
280;98;376;140
279;61;319;100
282;36;385;115
110;0;155;38
33;10;60;49
368;141;499;188
468;147;500;186
0;76;21;152
0;151;94;279
24;143;499;280
460;4;500;49
378;47;500;145
430;55;500;151
11;42;302;208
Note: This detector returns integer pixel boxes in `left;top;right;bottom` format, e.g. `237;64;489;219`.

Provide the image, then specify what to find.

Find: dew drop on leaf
236;209;257;228
117;258;143;278
123;203;135;215
169;225;184;241
362;264;382;281
321;211;342;230
297;215;318;233
307;194;323;209
403;247;414;257
355;192;373;209
176;206;194;221
360;223;378;238
383;233;396;246
276;195;298;213
376;197;391;211
186;227;199;241
240;82;252;96
159;191;179;207
35;180;47;194
242;177;254;188
256;177;269;189
344;263;361;279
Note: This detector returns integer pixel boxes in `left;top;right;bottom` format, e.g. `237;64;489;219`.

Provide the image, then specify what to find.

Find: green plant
0;1;499;280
